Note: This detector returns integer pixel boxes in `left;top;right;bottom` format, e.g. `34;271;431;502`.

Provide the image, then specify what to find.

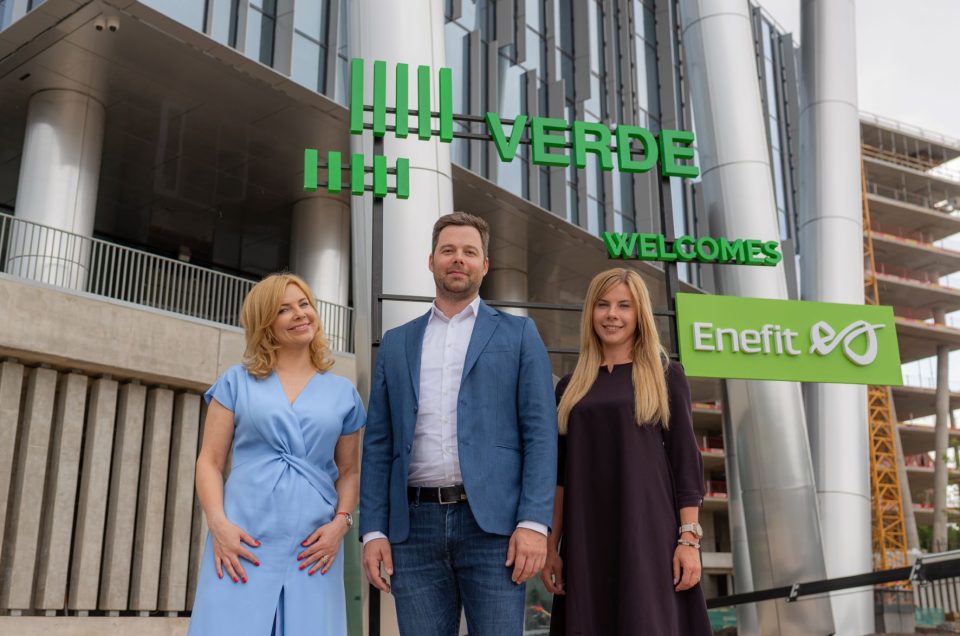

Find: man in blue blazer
360;211;557;635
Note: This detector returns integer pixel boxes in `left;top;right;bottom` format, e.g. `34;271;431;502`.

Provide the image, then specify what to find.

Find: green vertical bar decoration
303;148;318;191
438;67;453;142
373;155;388;197
395;158;410;199
351;153;365;195
417;65;431;140
395;63;409;138
326;151;341;193
349;58;364;135
373;60;387;137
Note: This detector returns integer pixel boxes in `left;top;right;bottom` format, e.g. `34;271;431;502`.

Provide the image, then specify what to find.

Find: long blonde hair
240;273;334;378
557;268;670;433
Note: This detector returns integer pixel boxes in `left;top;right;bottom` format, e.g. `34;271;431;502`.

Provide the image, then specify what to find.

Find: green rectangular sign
676;293;902;385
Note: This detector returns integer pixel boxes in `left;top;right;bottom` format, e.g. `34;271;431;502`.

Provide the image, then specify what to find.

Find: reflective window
140;0;206;31
209;0;240;47
291;0;328;92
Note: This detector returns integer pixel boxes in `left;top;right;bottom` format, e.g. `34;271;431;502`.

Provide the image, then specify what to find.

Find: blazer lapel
461;301;500;383
406;310;431;403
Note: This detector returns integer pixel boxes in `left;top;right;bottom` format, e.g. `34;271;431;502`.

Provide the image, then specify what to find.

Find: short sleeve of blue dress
188;366;366;636
204;365;241;412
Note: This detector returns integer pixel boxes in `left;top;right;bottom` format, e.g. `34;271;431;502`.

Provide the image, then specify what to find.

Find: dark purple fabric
550;361;711;636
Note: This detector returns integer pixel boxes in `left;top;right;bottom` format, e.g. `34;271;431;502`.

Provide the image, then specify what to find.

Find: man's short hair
431;211;490;257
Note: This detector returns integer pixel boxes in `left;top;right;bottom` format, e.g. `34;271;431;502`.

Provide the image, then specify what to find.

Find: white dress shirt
362;296;547;544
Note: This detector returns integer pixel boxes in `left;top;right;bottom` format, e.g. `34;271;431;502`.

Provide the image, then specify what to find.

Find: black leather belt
408;484;467;504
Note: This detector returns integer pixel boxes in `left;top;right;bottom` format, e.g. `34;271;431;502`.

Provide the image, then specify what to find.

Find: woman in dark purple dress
541;268;711;635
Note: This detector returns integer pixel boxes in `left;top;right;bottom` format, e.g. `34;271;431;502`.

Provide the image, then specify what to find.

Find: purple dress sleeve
662;362;705;508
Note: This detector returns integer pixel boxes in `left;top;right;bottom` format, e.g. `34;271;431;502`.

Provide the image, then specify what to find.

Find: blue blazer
359;301;557;542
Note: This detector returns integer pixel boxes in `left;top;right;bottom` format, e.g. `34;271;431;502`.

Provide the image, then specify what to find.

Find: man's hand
362;538;394;593
505;527;547;584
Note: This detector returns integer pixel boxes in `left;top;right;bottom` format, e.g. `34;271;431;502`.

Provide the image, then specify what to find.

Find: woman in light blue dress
189;273;365;635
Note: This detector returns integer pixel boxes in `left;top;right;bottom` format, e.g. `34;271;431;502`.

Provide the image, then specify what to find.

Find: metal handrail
863;144;960;183
0;211;354;353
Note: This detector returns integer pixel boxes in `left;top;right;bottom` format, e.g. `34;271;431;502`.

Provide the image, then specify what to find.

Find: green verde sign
303;58;699;197
603;232;782;266
676;293;902;385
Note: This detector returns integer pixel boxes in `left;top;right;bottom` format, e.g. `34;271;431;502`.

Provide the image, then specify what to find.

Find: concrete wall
0;275;358;619
0;274;357;391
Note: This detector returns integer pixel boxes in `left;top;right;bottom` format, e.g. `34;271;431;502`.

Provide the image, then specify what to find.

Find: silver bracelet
677;539;701;550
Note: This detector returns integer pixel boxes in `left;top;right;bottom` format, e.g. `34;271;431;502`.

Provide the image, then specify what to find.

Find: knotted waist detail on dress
278;451;337;509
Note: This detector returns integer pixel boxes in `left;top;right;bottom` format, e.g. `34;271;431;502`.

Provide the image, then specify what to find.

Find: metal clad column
68;377;119;611
158;393;201;612
99;382;147;611
35;372;88;610
350;0;454;382
130;388;174;611
678;0;834;632
798;1;872;631
0;361;25;570
7;90;104;290
0;367;57;610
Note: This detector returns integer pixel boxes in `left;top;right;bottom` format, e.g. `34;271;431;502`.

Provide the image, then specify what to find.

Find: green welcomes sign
603;232;782;266
676;293;902;385
304;59;699;197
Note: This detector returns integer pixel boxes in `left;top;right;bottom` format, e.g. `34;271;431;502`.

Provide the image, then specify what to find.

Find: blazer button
406;444;412;453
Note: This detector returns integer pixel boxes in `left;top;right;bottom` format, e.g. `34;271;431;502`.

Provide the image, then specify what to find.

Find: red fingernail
255;562;260;567
297;554;303;561
218;572;223;579
242;576;247;584
301;540;308;546
299;563;307;571
255;540;261;546
232;577;238;583
309;570;315;576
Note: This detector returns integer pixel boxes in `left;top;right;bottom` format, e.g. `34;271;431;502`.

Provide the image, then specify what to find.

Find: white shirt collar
429;295;482;324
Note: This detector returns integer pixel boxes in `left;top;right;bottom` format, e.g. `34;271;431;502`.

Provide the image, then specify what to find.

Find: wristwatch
336;511;353;528
679;522;703;539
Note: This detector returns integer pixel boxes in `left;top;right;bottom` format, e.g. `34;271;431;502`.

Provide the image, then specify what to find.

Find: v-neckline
273;370;318;407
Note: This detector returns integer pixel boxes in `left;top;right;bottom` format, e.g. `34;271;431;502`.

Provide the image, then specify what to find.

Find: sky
757;0;960;141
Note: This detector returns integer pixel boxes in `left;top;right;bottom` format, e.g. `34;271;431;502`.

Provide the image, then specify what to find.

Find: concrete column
100;382;147;611
187;404;208;611
130;388;174;611
0;361;25;571
158;393;201;612
678;1;834;633
68;377;119;611
6;90;104;290
349;0;455;396
798;0;872;630
933;343;950;552
0;367;57;610
484;267;529;317
35;372;88;610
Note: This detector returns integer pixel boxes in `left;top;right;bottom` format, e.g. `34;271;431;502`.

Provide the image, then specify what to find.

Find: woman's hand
210;517;260;584
540;548;565;595
673;543;702;591
298;516;350;575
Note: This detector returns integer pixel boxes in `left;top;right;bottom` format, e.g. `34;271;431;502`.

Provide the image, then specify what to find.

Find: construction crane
862;156;910;571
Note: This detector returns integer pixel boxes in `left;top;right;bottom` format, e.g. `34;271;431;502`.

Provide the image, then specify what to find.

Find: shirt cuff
362;531;388;545
517;521;548;537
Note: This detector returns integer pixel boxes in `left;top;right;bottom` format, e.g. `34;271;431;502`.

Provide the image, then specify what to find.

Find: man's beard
435;270;480;300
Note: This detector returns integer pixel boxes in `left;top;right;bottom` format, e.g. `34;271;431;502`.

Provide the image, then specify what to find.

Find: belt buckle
438;486;461;505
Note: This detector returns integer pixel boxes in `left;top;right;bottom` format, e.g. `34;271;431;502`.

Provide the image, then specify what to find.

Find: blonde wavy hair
557;268;670;434
240;273;334;378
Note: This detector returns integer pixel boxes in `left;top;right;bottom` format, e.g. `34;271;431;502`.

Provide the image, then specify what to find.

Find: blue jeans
390;499;525;636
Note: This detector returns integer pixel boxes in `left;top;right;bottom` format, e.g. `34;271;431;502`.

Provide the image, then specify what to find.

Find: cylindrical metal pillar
6;89;105;290
798;0;872;631
934;343;950;552
483;267;528;317
679;1;834;632
349;4;452;633
291;196;352;351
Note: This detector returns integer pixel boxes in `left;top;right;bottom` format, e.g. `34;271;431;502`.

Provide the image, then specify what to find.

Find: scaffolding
863;155;911;571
